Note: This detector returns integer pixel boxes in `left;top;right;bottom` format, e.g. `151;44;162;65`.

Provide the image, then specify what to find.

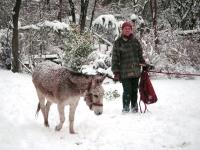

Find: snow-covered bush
130;13;145;27
63;26;93;71
87;50;111;70
18;20;69;69
92;14;121;42
0;29;12;69
141;29;199;78
104;89;120;101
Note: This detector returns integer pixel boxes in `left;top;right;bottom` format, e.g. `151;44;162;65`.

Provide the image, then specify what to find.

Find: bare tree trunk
118;0;121;5
150;0;159;53
68;0;76;23
141;0;149;17
89;0;98;29
46;0;50;4
58;0;63;22
133;0;138;5
12;0;21;73
46;0;51;11
79;0;89;33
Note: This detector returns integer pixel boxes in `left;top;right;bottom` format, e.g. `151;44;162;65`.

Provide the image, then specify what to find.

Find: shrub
63;26;93;71
104;89;120;101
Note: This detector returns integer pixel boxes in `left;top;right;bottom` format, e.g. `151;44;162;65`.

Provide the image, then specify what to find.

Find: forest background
0;0;199;77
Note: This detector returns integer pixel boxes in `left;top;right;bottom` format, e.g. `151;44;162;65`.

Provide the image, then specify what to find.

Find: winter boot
122;93;131;113
122;107;130;113
131;104;138;113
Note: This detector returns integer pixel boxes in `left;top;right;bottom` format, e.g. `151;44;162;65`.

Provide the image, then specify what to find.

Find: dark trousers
121;77;139;109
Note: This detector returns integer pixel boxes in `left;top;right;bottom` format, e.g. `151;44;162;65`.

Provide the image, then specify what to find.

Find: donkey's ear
97;75;106;85
91;75;106;88
99;75;106;83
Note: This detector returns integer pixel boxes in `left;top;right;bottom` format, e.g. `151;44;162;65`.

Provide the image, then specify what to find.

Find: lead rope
138;63;200;77
149;70;200;76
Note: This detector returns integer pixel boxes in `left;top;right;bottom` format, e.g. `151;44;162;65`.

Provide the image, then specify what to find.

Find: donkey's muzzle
95;111;102;115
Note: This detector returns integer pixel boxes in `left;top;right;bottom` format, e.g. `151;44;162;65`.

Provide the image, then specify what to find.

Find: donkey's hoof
55;125;62;131
69;127;76;134
44;121;49;127
70;130;76;134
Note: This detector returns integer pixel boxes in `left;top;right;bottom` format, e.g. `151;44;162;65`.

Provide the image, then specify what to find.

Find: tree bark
68;0;76;23
46;0;51;10
79;0;89;33
89;0;98;29
46;0;50;5
12;0;21;72
150;0;159;53
58;0;63;22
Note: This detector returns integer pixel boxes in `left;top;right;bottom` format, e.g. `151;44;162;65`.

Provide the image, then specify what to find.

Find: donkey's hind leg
35;88;49;127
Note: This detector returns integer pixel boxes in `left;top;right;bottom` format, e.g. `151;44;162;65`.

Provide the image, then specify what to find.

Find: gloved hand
143;64;155;71
113;72;120;81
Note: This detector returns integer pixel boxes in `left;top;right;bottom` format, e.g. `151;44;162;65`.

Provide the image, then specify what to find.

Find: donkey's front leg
44;101;52;127
55;104;65;131
69;100;79;134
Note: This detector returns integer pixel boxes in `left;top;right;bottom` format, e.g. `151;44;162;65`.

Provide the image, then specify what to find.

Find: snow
92;14;121;37
0;69;200;150
175;29;200;35
130;14;138;21
130;14;145;25
38;20;69;31
19;20;70;32
92;14;118;29
81;65;97;75
19;24;40;30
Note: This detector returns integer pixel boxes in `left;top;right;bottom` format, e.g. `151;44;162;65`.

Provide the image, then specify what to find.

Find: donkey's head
84;75;106;115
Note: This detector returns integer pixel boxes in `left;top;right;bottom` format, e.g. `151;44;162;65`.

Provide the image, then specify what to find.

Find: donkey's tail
35;103;41;117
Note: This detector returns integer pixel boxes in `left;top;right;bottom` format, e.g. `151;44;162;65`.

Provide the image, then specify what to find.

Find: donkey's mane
63;68;95;91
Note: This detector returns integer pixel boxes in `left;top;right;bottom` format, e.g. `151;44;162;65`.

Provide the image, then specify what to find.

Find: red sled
139;70;158;113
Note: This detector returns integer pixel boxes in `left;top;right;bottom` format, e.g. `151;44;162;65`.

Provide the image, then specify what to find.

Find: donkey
32;61;106;134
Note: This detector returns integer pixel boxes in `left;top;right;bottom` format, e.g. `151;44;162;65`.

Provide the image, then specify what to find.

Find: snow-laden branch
19;20;70;32
175;29;200;35
181;6;191;20
92;32;113;46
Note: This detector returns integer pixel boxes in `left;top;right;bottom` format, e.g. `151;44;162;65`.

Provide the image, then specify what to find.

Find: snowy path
0;69;200;150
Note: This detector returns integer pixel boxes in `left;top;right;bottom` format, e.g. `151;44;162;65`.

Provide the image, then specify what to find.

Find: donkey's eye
94;95;98;98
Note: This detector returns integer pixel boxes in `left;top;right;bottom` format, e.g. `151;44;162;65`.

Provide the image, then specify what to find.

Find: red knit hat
122;21;132;29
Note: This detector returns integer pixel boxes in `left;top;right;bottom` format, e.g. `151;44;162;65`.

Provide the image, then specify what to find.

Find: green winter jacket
111;35;145;79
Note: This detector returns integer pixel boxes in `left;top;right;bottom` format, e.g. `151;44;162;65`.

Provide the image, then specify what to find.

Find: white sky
0;69;200;150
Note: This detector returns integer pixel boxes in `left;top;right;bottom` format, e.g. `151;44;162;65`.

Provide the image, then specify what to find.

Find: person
111;21;146;113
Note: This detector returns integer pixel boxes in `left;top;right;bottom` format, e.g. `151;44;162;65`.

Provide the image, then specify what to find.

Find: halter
84;93;103;110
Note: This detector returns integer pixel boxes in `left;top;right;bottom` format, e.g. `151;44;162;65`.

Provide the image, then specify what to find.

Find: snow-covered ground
0;69;200;150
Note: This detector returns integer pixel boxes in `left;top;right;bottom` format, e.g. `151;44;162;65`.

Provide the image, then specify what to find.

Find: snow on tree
19;20;70;32
92;14;121;41
62;26;93;71
130;14;145;27
92;14;118;29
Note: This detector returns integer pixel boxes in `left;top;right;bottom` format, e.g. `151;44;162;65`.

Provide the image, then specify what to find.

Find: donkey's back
32;61;73;102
